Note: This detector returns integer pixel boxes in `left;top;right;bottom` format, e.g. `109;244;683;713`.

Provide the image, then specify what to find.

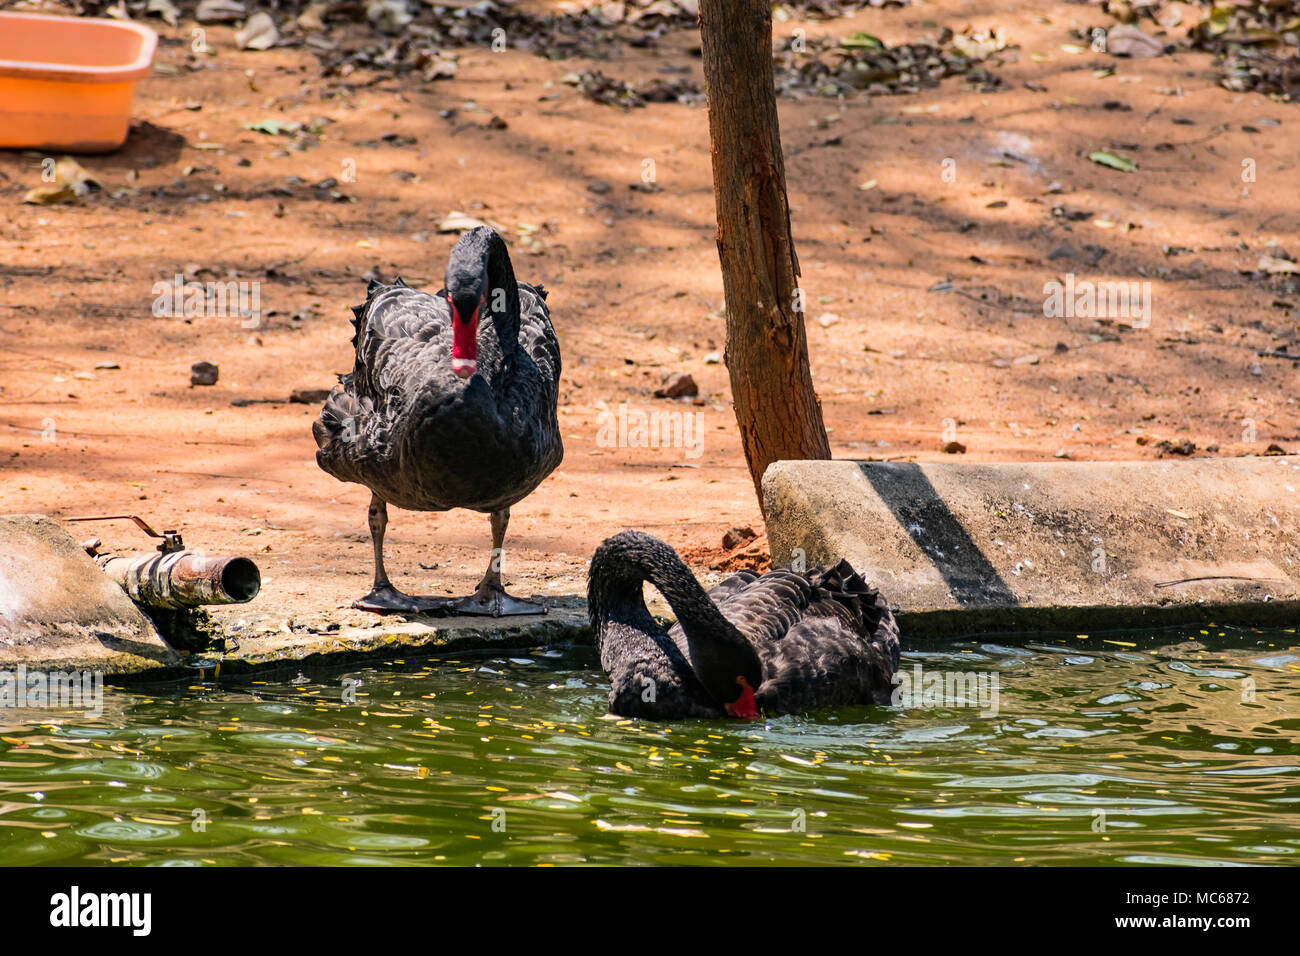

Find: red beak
724;677;759;720
450;298;479;379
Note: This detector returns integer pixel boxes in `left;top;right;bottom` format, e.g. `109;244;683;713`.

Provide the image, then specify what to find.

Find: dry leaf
367;0;413;35
22;157;102;205
236;12;280;51
146;0;181;27
952;28;1007;60
1259;255;1300;274
297;3;328;31
437;211;504;234
1106;24;1165;58
195;0;245;23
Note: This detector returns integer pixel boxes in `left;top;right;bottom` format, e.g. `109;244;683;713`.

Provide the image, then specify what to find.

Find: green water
2;627;1298;866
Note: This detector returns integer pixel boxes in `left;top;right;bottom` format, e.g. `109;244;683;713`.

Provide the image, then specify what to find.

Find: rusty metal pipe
95;551;261;609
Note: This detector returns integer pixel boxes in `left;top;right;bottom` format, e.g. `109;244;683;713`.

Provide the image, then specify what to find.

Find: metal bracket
64;515;185;553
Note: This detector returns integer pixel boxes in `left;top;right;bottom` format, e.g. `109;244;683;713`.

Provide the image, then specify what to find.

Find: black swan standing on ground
313;226;562;615
587;531;900;719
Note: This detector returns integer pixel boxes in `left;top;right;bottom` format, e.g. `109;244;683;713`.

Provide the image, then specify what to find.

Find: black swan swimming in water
587;531;900;719
313;226;562;615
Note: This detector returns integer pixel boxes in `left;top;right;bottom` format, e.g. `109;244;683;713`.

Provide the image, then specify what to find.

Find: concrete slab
192;601;591;680
0;514;179;673
763;457;1300;636
0;513;591;680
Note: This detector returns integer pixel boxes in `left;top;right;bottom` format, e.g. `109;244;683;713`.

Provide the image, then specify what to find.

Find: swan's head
701;652;762;720
724;676;759;720
445;242;490;380
445;282;482;380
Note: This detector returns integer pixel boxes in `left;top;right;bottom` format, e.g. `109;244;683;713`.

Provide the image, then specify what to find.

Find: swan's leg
447;508;547;617
353;494;448;614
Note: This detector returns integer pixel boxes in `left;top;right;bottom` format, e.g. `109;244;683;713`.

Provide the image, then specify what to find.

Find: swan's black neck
446;226;520;377
588;531;762;707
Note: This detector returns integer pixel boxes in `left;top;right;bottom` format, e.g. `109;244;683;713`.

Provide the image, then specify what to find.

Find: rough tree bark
698;0;831;516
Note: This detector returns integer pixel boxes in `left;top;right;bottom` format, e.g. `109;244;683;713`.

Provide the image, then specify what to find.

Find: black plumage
313;227;562;615
587;530;900;720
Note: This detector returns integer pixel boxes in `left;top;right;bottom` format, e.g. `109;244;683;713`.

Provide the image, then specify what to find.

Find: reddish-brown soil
2;1;1298;630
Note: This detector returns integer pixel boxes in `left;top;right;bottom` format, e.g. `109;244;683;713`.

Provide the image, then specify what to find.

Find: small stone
367;0;413;35
587;180;612;195
654;372;698;399
191;361;219;386
1013;354;1040;365
196;0;245;23
1083;243;1108;265
722;526;756;550
289;388;332;404
1265;443;1287;455
941;440;967;454
1155;438;1195;457
703;351;721;365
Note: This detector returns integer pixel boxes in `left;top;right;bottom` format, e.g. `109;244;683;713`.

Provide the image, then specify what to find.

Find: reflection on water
1;626;1297;866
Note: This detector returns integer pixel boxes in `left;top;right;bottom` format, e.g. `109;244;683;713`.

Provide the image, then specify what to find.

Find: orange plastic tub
0;11;156;153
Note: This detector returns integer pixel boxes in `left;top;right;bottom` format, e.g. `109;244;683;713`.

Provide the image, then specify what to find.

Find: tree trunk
698;0;831;516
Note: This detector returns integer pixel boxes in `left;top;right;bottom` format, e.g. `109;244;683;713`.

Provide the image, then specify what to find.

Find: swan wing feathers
313;283;445;480
758;609;898;710
518;281;561;390
768;561;901;708
707;570;814;648
313;383;390;478
807;560;900;660
700;569;760;606
668;560;900;712
353;283;452;403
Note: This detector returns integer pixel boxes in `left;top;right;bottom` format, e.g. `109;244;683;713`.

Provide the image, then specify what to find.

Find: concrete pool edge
9;447;1300;681
891;599;1300;639
87;609;593;683
764;456;1300;621
14;600;1294;684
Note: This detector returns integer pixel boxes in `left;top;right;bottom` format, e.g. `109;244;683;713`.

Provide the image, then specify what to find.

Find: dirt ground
2;0;1299;632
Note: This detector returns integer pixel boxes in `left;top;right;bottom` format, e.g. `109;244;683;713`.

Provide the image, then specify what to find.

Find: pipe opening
221;557;261;602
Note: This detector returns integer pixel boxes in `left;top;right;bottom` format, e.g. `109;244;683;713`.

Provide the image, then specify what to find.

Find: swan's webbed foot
447;583;547;617
352;585;452;615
